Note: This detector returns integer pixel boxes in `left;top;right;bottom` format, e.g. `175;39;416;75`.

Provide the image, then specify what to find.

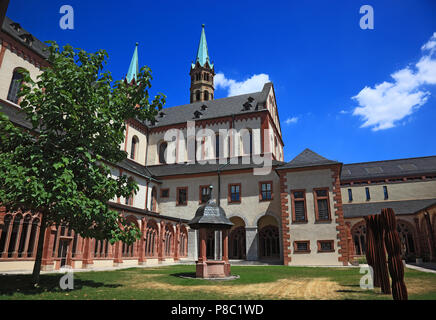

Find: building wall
157;170;281;227
0;43;42;101
341;179;436;204
282;168;343;266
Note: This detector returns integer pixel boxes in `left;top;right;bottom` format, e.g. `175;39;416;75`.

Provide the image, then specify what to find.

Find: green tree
0;41;165;285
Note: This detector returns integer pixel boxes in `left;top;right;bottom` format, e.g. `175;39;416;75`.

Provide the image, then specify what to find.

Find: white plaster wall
0;46;42;101
341;180;436;204
157;170;281;227
284;169;342;266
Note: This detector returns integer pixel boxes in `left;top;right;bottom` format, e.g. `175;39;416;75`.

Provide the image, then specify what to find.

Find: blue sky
6;0;436;163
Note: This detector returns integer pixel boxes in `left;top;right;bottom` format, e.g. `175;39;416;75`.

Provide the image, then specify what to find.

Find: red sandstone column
114;241;123;265
414;218;422;259
223;229;230;276
174;224;180;262
138;219;146;264
82;238;94;268
12;216;24;258
41;226;55;271
158;221;165;263
223;229;229;262
199;229;207;262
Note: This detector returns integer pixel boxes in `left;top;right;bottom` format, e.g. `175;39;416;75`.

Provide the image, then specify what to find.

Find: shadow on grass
170;272;197;279
0;274;121;296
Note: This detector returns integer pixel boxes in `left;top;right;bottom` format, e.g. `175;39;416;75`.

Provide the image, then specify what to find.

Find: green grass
0;265;435;300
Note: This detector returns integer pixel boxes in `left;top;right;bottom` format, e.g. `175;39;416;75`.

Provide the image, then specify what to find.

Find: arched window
144;220;158;257
164;224;174;257
259;225;280;258
159;142;167;164
7;69;24;104
195;90;201;101
204;91;209;101
130;136;139;160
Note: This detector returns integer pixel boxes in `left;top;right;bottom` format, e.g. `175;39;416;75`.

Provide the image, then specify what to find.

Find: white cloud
215;73;270;97
284;117;298;124
339;110;349;114
352;32;436;131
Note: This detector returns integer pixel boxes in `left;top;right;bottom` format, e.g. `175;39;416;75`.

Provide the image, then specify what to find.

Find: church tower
190;24;215;103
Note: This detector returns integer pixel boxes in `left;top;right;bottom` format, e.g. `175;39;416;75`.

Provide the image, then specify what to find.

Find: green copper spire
192;24;213;69
126;42;139;83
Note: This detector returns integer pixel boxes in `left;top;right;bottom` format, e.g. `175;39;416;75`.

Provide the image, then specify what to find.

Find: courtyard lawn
0;265;435;300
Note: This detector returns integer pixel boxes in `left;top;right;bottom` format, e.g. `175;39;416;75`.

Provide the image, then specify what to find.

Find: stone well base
196;260;231;278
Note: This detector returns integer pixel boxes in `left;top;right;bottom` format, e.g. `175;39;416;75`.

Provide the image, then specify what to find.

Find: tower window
195;91;200;101
7;69;24;104
348;188;353;202
130;136;139;160
204;91;209;101
365;187;370;201
159;142;167;164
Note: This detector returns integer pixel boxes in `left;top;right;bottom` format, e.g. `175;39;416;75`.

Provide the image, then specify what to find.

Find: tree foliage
0;41;165;282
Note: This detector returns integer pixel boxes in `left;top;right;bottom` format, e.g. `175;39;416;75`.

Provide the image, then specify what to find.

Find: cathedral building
0;17;435;272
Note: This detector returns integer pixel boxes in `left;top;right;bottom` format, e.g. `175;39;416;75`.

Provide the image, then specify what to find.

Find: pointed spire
126;42;139;83
192;24;213;69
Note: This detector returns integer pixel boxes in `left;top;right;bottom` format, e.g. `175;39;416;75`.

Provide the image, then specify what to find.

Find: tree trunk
32;212;47;286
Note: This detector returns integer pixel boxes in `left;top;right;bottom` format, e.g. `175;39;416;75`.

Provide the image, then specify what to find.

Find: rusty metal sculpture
381;208;408;300
365;215;390;294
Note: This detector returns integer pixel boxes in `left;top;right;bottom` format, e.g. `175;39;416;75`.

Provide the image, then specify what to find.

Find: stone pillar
245;226;258;261
41;226;55;271
113;241;123;265
196;228;207;278
214;230;222;260
174;224;180;262
188;228;198;261
223;229;230;276
158;221;165;263
82;238;94;269
138;219;146;265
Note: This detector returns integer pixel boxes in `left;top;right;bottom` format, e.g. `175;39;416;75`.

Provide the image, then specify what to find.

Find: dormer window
10;22;21;32
242;102;251;111
20;34;34;46
193;110;202;119
247;96;254;102
159;111;166;118
201;104;208;111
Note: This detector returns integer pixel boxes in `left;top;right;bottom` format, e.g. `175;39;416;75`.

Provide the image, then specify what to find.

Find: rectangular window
259;181;273;201
314;188;331;222
318;240;334;252
160;188;169;198
365;187;370;201
291;190;307;223
228;184;241;203
176;187;188;206
199;185;210;204
348;188;353;202
383;186;388;200
294;241;310;253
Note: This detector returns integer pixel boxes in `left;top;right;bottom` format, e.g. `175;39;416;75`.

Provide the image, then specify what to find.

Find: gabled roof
277;148;340;170
341;155;436;181
1;16;48;59
143;82;273;128
343;198;436;218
